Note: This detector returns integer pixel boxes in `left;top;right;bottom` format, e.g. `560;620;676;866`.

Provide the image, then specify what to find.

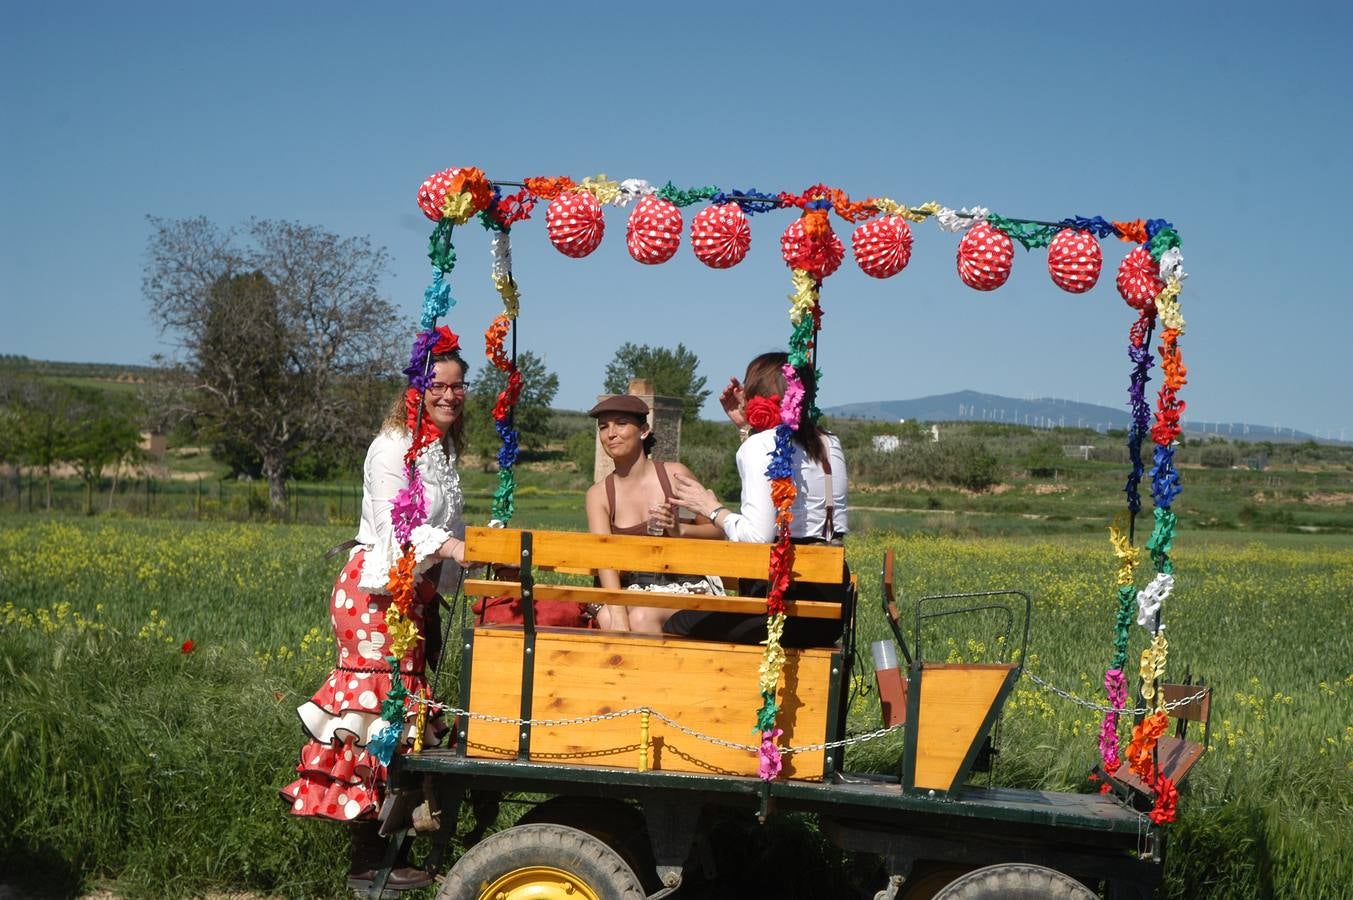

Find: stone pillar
592;378;684;481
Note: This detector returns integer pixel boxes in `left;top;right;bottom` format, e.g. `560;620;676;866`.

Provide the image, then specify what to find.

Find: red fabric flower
180;639;195;654
430;325;460;355
745;396;782;432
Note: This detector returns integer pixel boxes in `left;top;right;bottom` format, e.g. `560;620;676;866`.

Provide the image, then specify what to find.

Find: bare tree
144;217;401;512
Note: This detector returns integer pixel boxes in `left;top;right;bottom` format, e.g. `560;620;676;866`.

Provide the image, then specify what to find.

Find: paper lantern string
409;165;1195;799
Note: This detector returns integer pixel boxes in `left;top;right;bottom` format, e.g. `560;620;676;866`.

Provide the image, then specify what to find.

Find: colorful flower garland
477;183;537;525
1096;222;1188;822
407;166;1194;800
367;172;495;765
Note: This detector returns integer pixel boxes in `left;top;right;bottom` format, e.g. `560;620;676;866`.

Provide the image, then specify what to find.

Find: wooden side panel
912;664;1014;790
465;627;832;779
464;527;844;584
460;580;843;620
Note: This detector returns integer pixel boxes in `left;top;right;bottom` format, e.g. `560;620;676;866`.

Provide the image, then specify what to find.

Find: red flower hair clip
430;325;460;355
745;395;782;433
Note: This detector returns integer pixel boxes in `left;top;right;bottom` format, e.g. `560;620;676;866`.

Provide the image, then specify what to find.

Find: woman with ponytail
668;351;850;648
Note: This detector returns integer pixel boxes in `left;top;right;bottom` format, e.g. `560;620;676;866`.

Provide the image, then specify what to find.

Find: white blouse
353;429;465;593
719;429;849;544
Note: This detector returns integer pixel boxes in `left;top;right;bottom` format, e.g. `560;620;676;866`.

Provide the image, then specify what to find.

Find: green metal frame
517;531;536;760
455;627;475;757
822;650;844;780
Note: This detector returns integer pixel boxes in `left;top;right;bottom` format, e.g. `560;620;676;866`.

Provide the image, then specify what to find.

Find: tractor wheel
898;863;974;899
932;863;1095;899
437;823;646;900
515;796;661;893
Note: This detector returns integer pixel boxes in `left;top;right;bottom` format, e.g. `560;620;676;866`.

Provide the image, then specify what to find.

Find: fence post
145;476;151;516
196;477;203;519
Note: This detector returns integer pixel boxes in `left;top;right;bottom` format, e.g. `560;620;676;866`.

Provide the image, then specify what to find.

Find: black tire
437;823;646;900
933;863;1096;900
516;797;662;893
898;863;975;900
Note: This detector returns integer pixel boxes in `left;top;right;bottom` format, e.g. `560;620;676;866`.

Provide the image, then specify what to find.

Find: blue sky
3;2;1350;438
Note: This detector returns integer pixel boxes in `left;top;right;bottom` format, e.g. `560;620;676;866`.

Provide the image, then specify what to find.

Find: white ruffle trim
410;524;452;574
297;701;416;747
357;544;394;593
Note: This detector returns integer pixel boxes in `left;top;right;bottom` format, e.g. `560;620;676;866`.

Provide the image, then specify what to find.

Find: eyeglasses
427;381;467;396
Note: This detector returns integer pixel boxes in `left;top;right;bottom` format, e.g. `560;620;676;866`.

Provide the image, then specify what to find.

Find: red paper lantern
625;196;683;265
1117;246;1165;311
851;215;913;279
1047;228;1103;293
417;168;462;222
545;192;605;259
780;218;844;279
689;203;751;269
956;221;1014;291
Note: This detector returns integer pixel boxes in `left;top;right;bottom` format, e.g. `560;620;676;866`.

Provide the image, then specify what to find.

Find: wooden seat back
461;527;848;620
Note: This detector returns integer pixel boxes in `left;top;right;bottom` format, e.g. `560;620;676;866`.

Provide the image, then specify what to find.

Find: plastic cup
871;639;908;727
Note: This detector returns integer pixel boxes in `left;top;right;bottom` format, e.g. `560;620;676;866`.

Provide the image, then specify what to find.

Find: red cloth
472;595;591;628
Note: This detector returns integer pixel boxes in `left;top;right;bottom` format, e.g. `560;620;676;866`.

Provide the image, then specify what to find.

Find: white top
353;429;465;593
719;429;848;543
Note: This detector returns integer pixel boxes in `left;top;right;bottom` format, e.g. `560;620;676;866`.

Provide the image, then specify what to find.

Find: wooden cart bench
453;526;854;781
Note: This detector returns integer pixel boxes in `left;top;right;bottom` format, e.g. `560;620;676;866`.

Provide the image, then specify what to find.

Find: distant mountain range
824;390;1342;445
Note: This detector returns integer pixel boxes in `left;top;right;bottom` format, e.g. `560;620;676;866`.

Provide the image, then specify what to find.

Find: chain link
410;674;1206;760
413;697;905;755
1023;672;1210;716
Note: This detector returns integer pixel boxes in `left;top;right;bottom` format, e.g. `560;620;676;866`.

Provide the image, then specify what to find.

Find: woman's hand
719;377;747;429
670;472;721;520
648;503;677;535
438;536;466;565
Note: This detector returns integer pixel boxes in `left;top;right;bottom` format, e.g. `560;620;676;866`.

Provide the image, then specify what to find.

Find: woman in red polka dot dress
279;330;469;891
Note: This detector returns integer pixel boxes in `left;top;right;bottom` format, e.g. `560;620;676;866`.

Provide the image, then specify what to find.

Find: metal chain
413;697;906;755
1023;672;1210;716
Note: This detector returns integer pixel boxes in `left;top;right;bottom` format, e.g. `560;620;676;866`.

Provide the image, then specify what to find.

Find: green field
1;513;1350;898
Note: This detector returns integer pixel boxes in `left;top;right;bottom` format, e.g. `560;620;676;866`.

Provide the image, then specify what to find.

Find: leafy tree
143;217;400;512
464;351;560;468
603;342;710;424
5;379;77;509
1022;439;1063;478
65;396;141;514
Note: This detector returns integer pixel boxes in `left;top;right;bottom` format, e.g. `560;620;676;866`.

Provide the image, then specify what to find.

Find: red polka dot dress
280;429;463;822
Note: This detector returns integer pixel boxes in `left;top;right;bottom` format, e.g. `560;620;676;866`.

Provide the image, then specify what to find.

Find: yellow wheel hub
480;865;601;900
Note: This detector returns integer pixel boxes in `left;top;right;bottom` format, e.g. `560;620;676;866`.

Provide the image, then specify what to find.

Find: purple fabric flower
1123;341;1155;514
403;329;440;389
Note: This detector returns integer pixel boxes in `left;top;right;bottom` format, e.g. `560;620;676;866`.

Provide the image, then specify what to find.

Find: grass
1;514;1350;898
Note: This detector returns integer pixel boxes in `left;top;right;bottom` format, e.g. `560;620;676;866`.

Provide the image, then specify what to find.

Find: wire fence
0;471;363;524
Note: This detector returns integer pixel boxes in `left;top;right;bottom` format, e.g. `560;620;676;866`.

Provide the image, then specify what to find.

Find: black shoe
347;866;434;893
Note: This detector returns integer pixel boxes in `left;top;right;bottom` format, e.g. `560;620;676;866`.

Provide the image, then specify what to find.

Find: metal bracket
455;627;475;756
517;530;536;760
